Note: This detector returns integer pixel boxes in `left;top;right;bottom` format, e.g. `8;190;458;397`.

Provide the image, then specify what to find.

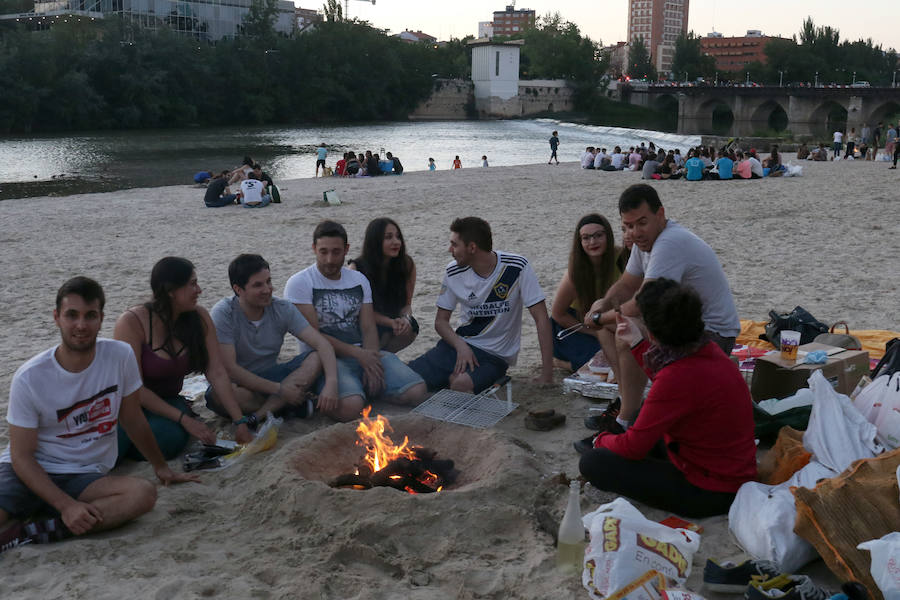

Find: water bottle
556;480;587;571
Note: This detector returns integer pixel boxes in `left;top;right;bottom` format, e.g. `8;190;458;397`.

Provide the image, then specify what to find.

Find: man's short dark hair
618;183;663;214
229;254;270;289
450;217;492;252
313;220;348;244
635;278;705;348
56;276;105;311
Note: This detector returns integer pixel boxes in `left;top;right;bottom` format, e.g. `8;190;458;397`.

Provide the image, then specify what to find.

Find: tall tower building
627;0;689;76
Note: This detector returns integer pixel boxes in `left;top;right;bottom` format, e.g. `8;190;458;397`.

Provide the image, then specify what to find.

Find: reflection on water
0;120;700;199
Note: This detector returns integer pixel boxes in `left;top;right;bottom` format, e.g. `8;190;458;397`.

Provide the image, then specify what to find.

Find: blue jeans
324;354;423;401
551;308;601;370
407;339;508;394
243;194;271;208
206;194;237;207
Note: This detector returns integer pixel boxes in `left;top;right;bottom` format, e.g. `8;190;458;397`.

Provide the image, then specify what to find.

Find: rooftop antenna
345;0;375;21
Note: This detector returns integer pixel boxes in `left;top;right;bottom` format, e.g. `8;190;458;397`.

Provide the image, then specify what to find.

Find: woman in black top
349;218;418;352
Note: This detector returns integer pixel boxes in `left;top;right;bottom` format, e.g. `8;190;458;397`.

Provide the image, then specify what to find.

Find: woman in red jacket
578;278;756;517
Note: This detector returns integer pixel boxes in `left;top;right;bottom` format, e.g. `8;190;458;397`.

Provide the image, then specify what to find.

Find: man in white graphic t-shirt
0;277;197;553
408;217;554;394
238;175;270;208
283;220;426;422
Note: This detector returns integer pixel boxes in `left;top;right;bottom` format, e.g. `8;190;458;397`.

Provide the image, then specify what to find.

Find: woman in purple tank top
115;257;253;461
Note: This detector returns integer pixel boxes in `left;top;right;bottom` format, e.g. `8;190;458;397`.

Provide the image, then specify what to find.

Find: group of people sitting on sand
583;142;789;180
1;184;759;553
196;157;280;208
333;151;404;177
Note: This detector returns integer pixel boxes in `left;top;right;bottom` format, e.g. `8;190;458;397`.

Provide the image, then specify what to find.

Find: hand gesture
234;422;254;445
181;415;216;445
357;349;385;396
61;500;103;535
392;317;411;336
453;343;479;375
155;465;201;486
584;299;605;329
278;379;305;405
317;379;339;413
615;312;644;348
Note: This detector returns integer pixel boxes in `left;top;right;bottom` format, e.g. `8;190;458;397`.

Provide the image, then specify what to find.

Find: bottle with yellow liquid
556;480;587;571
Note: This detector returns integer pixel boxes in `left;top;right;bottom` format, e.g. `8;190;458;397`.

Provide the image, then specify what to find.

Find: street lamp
814;71;819;87
852;71;856;85
893;70;897;88
779;70;784;87
745;71;750;85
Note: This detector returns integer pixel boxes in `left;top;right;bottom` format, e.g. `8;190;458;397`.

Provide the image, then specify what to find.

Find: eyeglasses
580;233;605;243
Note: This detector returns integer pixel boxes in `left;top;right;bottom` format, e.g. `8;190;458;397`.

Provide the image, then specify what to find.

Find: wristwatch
592;311;601;326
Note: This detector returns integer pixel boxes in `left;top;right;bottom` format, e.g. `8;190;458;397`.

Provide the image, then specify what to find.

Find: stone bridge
625;85;900;138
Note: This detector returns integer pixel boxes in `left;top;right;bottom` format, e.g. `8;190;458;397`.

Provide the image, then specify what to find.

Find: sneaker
573;434;597;454
0;523;31;555
584;397;622;431
703;558;780;593
745;574;829;600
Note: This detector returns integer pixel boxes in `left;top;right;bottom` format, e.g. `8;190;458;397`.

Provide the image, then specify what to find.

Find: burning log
330;447;458;494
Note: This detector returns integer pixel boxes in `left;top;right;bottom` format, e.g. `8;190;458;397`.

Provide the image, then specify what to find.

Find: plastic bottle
556;480;587;571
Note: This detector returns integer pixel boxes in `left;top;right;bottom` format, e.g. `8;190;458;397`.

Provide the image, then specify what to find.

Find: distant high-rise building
478;21;494;39
627;0;689;76
492;4;535;37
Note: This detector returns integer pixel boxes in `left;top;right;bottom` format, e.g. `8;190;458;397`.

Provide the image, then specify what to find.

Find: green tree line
0;16;469;133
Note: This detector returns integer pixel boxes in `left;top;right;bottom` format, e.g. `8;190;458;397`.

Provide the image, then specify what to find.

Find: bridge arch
809;100;848;138
652;93;679;131
693;98;735;135
748;100;788;134
865;101;900;127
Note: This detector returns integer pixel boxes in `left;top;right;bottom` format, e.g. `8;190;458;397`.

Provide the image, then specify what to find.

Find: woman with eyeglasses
550;213;624;373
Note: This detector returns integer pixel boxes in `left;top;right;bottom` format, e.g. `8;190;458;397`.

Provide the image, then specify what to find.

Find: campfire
330;407;457;494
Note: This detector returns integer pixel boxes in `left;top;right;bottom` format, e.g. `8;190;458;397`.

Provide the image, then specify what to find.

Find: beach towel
737;319;899;361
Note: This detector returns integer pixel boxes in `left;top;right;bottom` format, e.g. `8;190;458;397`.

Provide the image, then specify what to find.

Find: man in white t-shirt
581;185;740;434
283;221;426;421
832;130;844;161
0;277;197;552
238;176;270;208
208;254;339;424
408;217;554;394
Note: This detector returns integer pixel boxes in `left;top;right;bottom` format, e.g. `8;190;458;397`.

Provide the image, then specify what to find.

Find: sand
1;157;898;599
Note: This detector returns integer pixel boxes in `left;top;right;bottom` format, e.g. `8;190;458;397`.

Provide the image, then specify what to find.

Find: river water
0;119;700;199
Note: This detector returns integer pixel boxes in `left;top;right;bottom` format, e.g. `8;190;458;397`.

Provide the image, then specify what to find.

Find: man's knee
330;395;365;422
133;479;158;515
448;373;474;393
399;382;427;406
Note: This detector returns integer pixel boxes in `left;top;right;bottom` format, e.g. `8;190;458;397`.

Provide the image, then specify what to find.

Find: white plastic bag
728;460;833;573
855;373;892;423
874;374;900;449
783;162;804;177
803;370;880;473
857;531;900;599
582;498;701;600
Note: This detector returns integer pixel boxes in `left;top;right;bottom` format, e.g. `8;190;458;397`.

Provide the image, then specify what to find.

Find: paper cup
780;330;801;361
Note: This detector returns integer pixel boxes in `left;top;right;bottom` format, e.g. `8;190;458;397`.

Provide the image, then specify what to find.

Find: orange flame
355;406;416;472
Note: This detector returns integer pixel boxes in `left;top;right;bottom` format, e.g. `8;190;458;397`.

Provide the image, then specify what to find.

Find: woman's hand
392;317;411;336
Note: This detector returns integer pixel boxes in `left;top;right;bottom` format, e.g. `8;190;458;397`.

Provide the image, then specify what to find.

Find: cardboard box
751;343;869;402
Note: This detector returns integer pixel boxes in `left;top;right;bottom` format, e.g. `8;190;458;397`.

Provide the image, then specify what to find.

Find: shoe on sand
583;397;622;431
703;558;779;593
573;434;597;454
745;574;829;600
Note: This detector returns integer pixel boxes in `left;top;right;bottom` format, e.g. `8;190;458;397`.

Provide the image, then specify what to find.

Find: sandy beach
1;157;898;599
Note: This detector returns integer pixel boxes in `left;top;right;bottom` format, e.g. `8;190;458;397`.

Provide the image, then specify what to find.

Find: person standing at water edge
315;143;328;177
548;131;560;165
408;217;554;394
0;277;197;552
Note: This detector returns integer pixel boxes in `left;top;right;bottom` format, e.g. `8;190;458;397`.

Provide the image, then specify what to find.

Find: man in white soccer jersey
408;217;554;394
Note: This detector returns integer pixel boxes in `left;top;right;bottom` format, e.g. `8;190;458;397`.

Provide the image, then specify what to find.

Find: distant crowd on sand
798;121;900;168
577;140;792;180
313;143;490;177
194;157;281;208
3;180;764;556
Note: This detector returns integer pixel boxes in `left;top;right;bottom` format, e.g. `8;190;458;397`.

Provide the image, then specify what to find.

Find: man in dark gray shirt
207;254;338;424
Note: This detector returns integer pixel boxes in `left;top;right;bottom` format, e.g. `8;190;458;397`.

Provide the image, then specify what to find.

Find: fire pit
292;412;521;494
330;408;457;494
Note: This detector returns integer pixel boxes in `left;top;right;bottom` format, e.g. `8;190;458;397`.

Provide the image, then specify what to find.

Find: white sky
315;1;899;52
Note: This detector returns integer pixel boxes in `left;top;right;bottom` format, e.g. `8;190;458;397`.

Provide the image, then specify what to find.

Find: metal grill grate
413;383;516;428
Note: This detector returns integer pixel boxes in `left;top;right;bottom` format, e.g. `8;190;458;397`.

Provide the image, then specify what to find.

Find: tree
243;0;278;40
627;36;656;79
671;32;716;80
322;0;342;22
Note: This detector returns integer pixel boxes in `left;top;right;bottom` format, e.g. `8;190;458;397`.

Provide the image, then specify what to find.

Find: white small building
469;37;523;117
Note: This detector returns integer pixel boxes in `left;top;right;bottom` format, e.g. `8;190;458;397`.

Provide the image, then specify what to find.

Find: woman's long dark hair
353;218;413;316
149;257;208;374
568;214;617;317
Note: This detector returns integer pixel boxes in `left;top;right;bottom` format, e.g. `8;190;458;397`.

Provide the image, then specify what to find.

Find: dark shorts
407;339;508;394
316;159;326;167
0;462;105;519
707;331;736;356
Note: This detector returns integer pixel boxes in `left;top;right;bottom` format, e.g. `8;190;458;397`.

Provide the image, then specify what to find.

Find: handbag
761;306;829;349
872;338;900;379
813;321;863;350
